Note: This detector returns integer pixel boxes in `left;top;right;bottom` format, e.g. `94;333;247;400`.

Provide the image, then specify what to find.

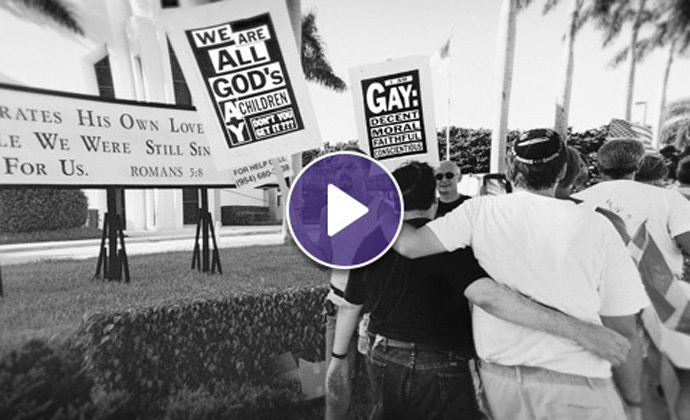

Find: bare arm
325;303;363;404
331;303;363;356
465;278;631;366
601;314;643;414
392;223;447;259
674;231;690;256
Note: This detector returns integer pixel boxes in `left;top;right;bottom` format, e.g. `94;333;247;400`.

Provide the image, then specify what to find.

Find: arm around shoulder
465;278;631;366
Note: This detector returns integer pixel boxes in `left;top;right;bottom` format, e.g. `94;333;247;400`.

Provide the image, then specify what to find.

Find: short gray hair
597;139;645;179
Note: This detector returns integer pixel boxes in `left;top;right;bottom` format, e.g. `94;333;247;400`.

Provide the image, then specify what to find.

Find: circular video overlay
287;151;403;269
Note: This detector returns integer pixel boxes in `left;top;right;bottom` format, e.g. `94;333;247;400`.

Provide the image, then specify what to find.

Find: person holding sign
327;160;635;420
314;147;395;420
391;129;649;420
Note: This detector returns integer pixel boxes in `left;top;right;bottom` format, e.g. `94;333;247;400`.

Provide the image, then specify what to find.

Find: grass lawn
0;243;326;356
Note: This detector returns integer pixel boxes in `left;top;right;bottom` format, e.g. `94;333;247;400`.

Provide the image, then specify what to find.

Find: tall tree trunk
286;0;304;177
554;0;582;143
625;0;647;121
490;0;517;173
656;38;676;148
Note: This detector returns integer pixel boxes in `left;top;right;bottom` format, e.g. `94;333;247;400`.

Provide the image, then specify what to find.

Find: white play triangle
327;184;369;237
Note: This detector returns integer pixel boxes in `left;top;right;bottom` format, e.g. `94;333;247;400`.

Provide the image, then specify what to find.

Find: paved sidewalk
0;225;285;266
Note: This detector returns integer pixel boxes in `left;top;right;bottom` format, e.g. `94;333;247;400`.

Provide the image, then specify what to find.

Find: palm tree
2;0;83;35
523;0;591;141
590;0;660;121
659;98;690;149
552;0;587;141
607;0;690;146
490;0;518;173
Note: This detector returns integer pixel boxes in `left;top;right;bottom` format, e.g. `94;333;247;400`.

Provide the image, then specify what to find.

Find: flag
607;118;656;153
626;222;690;336
438;37;451;60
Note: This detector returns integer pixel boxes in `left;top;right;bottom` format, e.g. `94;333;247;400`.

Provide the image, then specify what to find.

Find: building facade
0;0;282;231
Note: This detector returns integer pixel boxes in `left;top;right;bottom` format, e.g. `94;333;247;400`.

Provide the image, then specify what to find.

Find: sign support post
94;187;130;282
191;188;222;274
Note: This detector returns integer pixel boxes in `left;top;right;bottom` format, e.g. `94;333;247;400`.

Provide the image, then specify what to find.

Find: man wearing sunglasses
435;160;470;217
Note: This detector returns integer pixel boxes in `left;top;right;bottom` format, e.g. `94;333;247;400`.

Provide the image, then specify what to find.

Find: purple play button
287;152;403;269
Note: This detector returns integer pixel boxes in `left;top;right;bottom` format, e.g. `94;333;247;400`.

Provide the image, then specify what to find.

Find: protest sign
0;83;238;188
350;56;439;170
230;156;292;189
161;0;321;170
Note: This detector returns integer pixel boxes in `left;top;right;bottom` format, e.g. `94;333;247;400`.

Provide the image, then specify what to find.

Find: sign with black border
350;56;439;170
162;0;320;170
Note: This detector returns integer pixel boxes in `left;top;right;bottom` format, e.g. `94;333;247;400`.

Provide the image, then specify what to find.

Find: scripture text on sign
0;84;234;187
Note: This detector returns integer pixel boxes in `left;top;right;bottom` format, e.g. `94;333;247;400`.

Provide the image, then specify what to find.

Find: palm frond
575;6;593;32
608;46;630;68
660;97;690;148
663;98;690;120
516;0;535;12
542;0;561;15
13;0;83;35
301;11;347;92
303;66;347;92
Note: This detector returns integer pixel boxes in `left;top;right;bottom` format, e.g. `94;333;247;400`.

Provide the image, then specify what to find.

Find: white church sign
0;83;237;187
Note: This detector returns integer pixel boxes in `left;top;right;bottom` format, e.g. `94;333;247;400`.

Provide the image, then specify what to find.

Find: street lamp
635;101;648;126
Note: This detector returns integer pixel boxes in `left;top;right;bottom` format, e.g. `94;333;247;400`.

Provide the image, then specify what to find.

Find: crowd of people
320;131;690;420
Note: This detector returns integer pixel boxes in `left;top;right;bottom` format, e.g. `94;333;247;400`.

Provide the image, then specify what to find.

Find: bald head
435;160;462;201
437;160;460;175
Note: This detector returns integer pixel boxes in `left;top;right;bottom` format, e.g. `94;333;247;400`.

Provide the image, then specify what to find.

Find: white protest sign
0;83;238;187
230;156;292;189
161;0;321;169
350;56;439;171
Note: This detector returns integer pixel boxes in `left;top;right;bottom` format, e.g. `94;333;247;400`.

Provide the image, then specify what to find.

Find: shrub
435;126;608;183
235;210;269;225
0;339;93;420
0;188;88;233
162;379;322;420
77;288;327;399
221;205;270;225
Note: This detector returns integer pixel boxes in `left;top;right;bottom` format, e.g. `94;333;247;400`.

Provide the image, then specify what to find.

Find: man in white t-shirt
574;139;690;420
393;129;650;420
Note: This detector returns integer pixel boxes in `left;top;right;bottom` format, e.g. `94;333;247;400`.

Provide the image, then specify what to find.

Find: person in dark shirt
325;161;632;420
435;160;470;217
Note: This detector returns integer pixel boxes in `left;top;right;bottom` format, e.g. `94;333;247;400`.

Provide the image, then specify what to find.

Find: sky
300;0;690;143
1;0;688;146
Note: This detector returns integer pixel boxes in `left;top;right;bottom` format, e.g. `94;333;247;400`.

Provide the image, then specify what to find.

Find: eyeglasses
435;172;456;181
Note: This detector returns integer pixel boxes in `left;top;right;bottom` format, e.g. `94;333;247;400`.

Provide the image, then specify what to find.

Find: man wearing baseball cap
393;129;649;419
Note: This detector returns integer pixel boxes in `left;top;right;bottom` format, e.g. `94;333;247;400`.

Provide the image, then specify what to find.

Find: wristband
331;351;347;360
